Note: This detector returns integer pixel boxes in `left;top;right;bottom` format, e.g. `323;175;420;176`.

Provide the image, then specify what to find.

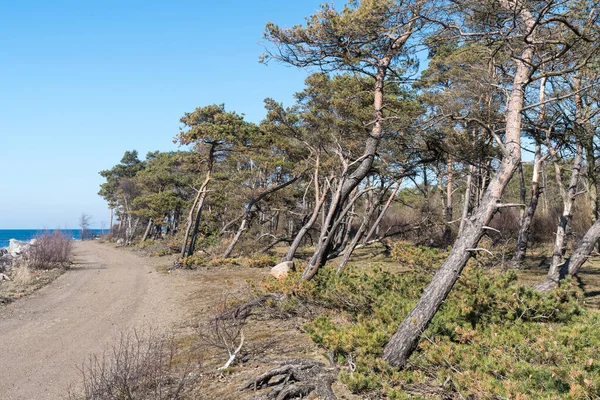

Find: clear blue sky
0;0;324;229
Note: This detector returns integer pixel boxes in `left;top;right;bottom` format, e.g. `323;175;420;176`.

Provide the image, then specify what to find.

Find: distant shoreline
0;229;106;248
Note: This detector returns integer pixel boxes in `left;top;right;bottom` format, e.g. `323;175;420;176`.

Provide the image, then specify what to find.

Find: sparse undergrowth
26;230;72;269
260;243;599;399
69;329;197;400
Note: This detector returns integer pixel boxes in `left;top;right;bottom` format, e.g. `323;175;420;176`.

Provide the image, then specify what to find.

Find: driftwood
239;358;337;400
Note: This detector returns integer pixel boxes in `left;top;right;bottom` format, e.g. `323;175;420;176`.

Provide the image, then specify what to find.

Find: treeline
99;0;600;370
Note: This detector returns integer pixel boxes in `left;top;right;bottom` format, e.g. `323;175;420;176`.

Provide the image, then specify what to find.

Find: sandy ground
0;241;190;400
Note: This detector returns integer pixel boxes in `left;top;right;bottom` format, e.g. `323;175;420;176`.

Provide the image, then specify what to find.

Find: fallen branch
217;330;244;370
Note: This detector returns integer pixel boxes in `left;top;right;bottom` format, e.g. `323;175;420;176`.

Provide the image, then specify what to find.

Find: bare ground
0;241;190;400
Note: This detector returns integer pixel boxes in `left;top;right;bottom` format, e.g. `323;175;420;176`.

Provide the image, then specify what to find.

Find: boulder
270;261;295;279
116;238;125;246
8;239;30;256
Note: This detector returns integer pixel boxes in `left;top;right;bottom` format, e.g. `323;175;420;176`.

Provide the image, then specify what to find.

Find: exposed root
239;358;338;400
217;293;285;321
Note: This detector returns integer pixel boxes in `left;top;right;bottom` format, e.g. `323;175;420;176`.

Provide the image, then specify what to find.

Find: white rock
270;261;295;279
8;239;29;256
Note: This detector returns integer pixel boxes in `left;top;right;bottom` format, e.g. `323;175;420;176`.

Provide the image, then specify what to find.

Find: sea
0;229;105;248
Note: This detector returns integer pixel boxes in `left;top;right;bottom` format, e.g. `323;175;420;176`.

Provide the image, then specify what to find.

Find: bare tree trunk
363;179;402;244
457;165;474;237
512;143;546;267
566;219;600;276
536;218;600;291
109;208;114;235
546;75;585;282
180;185;205;258
126;217;141;244
442;156;454;245
547;143;584;281
184;144;215;258
223;218;248;258
186;175;211;257
283;192;327;261
338;182;396;272
517;163;526;220
585;138;598;226
301;185;373;280
383;8;534;366
141;218;153;242
283;157;328;262
512;76;548;267
301;64;390;281
222;176;300;258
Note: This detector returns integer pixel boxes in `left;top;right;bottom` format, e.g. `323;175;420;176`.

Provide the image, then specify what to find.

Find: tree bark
536;218;600;291
283;157;328;262
511;143;546;267
512;76;548;267
364;179;402;244
457;165;474;237
383;5;534;366
141;218;153;242
442;156;454;245
546;76;585;281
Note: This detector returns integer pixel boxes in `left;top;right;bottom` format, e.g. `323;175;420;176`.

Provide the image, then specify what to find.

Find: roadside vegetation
0;230;72;304
95;0;600;398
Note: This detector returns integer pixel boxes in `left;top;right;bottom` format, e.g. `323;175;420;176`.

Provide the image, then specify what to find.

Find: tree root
239;358;338;400
217;293;285;321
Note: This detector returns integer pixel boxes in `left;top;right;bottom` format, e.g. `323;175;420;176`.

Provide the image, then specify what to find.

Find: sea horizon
0;229;106;248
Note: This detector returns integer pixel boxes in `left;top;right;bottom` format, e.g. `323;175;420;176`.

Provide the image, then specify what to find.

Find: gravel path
0;241;188;400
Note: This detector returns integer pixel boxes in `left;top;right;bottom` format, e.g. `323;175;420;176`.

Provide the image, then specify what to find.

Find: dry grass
11;263;33;286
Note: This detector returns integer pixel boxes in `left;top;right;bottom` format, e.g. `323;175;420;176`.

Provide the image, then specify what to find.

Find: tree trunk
222;218;248;258
283;157;327;262
337;184;393;272
442;156;454;245
536;218;600;291
383;8;534;366
300;63;390;281
547;143;584;281
109;208;114;235
364;179;402;244
301;184;373;280
566;219;600;276
222;175;300;258
511;143;545;267
546;76;585;282
180;185;206;258
186;176;211;257
126;217;140;244
141;218;153;242
585;138;598;226
457;165;474;237
512;76;548;267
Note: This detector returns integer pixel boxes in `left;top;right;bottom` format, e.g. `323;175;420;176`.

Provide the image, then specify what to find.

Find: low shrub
180;255;240;268
70;330;195;400
26;230;72;269
246;254;277;268
263;257;596;398
391;241;448;271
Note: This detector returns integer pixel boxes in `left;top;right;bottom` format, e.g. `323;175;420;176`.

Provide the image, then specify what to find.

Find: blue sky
0;0;324;228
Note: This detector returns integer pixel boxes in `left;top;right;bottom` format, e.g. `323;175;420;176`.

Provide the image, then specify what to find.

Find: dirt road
0;241;189;400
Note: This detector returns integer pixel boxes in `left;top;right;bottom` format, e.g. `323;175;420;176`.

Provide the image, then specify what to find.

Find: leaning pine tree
383;0;600;368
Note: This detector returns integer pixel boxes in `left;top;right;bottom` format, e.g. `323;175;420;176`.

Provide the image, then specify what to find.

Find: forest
97;1;600;398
